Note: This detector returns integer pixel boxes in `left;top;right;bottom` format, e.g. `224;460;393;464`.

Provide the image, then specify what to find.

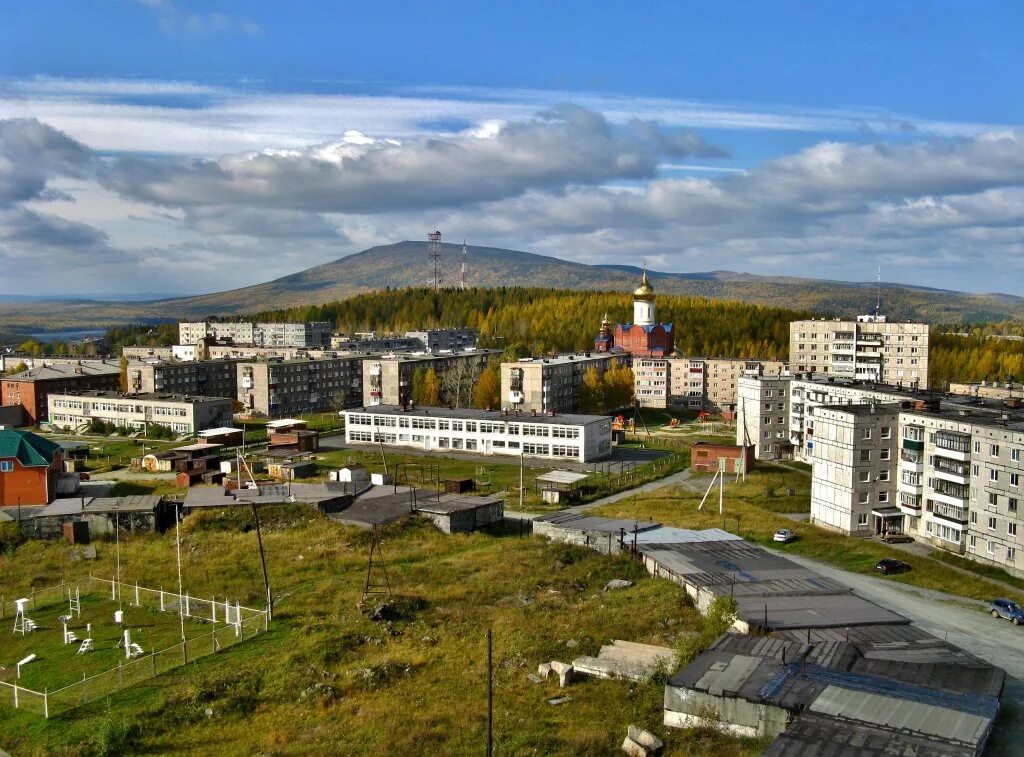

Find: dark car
78;472;91;482
874;558;912;575
880;532;913;544
988;599;1024;625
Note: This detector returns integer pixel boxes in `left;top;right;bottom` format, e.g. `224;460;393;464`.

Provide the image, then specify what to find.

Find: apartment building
501;354;626;414
704;358;787;417
329;335;421;352
364;350;499;407
238;356;367;416
789;315;929;388
808;404;900;536
634;358;669;408
404;328;478;352
949;381;1024;401
2;364;121;424
48;391;232;434
742;372;1024;577
735;372;792;460
343;406;613;462
121;346;175;361
128;359;241;399
179;321;332;349
667;357;707;409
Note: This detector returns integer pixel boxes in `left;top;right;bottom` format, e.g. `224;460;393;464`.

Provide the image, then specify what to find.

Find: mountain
1;241;1023;334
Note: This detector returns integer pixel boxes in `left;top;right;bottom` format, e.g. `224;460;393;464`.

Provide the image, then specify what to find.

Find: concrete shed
417;494;504;533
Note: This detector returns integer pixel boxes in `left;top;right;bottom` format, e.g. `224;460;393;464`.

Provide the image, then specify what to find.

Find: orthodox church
594;268;674;357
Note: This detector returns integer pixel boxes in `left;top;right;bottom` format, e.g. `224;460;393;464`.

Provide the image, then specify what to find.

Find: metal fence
1;579;268;718
0;580;81;621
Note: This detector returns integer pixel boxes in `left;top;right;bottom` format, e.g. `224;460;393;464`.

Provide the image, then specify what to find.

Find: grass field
0;508;767;755
1;592;218;693
588;468;1024;606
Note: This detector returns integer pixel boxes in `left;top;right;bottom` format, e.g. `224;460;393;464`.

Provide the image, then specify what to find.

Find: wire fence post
118;661;123;689
152;651;157;677
43;688;48;719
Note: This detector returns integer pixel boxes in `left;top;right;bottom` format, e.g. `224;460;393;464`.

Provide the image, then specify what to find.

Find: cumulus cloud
0;118;94;205
101;105;726;212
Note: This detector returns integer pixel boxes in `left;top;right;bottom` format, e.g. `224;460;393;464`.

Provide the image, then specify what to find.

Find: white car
773;528;796;543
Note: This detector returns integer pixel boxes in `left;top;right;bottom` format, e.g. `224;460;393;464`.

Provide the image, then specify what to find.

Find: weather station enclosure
0;577;268;718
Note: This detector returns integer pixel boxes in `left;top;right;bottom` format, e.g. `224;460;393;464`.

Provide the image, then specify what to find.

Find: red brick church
594;268;674;357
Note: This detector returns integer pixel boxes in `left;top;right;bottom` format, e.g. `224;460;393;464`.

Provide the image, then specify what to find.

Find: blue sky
1;1;1023;297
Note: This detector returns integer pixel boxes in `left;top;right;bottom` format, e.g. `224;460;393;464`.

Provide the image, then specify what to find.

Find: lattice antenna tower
875;265;882;318
460;240;468;290
360;525;393;606
427;230;443;290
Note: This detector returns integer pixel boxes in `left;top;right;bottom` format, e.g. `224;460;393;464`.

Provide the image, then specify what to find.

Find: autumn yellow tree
421;368;442;406
579;366;605;413
472;365;501;409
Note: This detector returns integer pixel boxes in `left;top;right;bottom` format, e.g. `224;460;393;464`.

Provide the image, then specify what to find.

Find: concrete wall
663;687;790;739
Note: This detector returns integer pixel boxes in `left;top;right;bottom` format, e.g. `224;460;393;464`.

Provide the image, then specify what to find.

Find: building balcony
932;504;969;526
933;469;969;486
900;456;924;474
931;489;969;508
898;491;921;514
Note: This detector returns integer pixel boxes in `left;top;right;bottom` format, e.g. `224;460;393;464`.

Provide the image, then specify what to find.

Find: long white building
342;406;613;463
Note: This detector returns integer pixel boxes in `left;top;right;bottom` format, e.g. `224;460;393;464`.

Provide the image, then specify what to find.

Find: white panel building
342;406;613;463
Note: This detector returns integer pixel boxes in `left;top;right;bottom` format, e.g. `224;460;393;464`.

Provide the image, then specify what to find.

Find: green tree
2;361;28;377
118;356;130;393
410;366;427;406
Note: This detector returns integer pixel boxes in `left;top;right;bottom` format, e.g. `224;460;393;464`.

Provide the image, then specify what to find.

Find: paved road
777;550;1024;751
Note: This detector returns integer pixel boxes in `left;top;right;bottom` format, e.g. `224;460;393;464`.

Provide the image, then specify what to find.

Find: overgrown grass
0;507;765;755
588;472;1024;606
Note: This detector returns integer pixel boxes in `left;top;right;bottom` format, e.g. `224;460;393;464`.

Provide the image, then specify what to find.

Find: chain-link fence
1;579;268;718
0;580;83;622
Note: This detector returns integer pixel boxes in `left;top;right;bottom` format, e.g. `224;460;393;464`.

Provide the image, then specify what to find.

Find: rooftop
346;405;612;426
416;493;504;515
533;511;662;535
3;364;120;382
37;495;163;516
508;353;614;367
47;390;231;404
0;427;61;466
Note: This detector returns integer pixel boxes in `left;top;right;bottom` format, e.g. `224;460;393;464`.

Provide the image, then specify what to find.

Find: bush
0;521;24;552
676;595;737;668
91;710;141;756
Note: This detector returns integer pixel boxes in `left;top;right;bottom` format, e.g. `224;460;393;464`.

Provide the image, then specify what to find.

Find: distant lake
28;329;107;343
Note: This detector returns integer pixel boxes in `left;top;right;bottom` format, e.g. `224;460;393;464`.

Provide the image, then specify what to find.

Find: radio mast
427;230;443;291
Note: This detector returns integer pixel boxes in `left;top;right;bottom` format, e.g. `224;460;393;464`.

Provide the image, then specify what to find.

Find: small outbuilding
535;469;591;504
331;463;368;483
268;460;317;480
418;494;504;533
690;441;754;474
197;427;244;447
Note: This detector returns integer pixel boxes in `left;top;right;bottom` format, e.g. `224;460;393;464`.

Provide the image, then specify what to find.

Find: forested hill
257;287;809;358
2;240;1024;333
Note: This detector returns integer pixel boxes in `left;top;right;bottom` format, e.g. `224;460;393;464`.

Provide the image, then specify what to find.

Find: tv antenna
427;230;443;291
875;265;882;318
460;240;468;291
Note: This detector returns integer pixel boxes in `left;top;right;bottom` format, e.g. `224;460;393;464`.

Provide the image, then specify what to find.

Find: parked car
773;528;796;543
880;532;913;544
988;599;1024;626
78;472;91;482
874;558;912;575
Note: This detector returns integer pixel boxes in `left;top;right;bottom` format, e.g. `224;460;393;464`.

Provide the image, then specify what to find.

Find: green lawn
0;509;767;755
1;592;216;694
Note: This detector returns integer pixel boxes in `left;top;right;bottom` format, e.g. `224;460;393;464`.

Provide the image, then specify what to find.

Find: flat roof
37;495;162;516
632;526;744;545
508;353;613;367
265;418;307;429
535;470;590;485
764;712;977;757
197;427;242;437
48;390;230;403
533;511;662;535
347;405;612;426
417;493;504;515
329;487;417;528
172;443;223;452
3;364;120;381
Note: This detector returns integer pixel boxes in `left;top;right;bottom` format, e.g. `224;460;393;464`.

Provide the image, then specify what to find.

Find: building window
878;491;889;503
988;516;997;531
971;511;978;524
1011;473;1020;488
990;468;999;482
859;471;870;483
880;449;890;461
859;450;871;462
858;513;869;526
972;464;979;478
859;492;869;505
989;492;999;506
862;429;872;440
0;461;12;473
987;540;995;555
881;427;891;439
1009;547;1017;561
1010;498;1019;513
991;444;1000;457
1013;448;1021;463
974;441;981;453
1009;523;1018;537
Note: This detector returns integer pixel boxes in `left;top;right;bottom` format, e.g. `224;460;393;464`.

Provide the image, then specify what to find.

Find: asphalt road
777;550;1024;752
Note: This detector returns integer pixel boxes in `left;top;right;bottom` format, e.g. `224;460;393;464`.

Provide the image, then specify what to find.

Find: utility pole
486;628;494;757
519;449;524;510
250;501;272;620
